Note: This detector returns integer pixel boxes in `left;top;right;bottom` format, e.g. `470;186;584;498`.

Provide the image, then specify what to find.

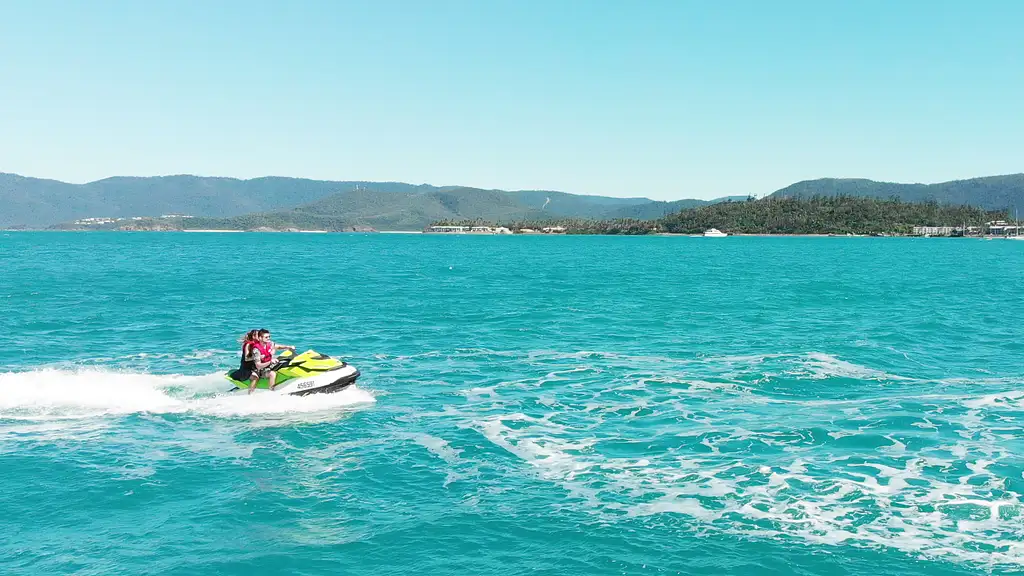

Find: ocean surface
2;232;1023;575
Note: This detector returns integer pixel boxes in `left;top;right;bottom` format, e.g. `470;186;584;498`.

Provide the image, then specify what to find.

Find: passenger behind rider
242;328;295;394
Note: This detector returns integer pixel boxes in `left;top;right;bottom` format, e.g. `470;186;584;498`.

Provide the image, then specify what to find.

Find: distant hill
11;171;1024;230
48;186;658;231
0;173;660;228
181;190;767;231
603;199;712;219
183;188;567;231
288;187;552;230
770;174;1024;213
602;196;750;219
0;173;461;228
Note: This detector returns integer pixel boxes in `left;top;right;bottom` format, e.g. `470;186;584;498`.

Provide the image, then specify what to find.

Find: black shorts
251;366;273;380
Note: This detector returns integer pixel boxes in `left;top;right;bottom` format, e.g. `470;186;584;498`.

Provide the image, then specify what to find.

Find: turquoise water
2;232;1023;575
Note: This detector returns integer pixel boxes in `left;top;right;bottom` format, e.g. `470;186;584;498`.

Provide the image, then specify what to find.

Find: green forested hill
771;175;1024;213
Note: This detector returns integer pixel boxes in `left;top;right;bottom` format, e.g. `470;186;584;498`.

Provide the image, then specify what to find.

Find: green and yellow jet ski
226;349;360;396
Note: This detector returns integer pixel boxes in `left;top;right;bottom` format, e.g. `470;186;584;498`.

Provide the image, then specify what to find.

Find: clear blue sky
1;0;1021;200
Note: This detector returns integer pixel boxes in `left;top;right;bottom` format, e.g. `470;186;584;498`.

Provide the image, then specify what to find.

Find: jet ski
225;349;360;396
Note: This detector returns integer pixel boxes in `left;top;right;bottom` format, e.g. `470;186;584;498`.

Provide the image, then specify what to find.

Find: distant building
912;226;960;236
72;217;119;225
428;225;513;235
986;221;1021;236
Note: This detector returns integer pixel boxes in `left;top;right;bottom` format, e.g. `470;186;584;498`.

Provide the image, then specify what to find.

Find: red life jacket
245;340;273;363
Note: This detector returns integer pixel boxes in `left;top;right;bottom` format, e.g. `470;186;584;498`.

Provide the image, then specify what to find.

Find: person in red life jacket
239;329;295;394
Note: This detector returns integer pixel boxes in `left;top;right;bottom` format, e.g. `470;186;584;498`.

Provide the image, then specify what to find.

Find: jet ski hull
290;366;361;396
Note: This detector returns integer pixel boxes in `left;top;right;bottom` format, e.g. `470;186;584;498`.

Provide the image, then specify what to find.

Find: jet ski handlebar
269;358;293;371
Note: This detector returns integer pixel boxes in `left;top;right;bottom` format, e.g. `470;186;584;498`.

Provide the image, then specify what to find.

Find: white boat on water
703;228;728;237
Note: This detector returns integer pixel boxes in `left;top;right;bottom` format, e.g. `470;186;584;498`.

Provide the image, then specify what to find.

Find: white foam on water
449;349;1024;569
962;389;1024;410
537;394;558;406
0;368;207;417
397;432;463;465
476;414;595;478
0;368;375;422
797;352;907;381
464;387;498;401
628;496;720;521
395;432;472;487
639;376;745;395
193;385;376;418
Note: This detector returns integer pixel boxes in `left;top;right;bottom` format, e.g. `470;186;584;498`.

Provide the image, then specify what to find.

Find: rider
240;329;296;394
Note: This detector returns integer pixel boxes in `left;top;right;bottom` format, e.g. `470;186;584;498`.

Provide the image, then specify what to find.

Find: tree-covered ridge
433;196;1007;235
772;174;1024;213
658;196;1002;235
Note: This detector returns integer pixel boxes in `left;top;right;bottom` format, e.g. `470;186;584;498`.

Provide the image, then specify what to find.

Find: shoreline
2;229;1003;239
